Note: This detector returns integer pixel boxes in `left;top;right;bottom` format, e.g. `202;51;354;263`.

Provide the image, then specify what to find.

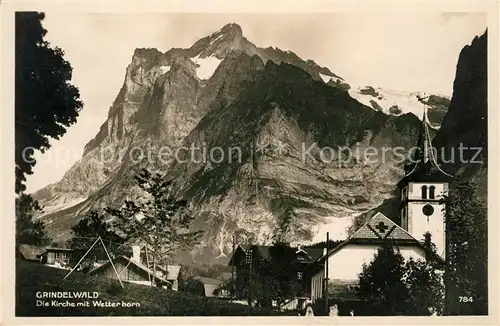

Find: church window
429;186;436;199
421;185;428;199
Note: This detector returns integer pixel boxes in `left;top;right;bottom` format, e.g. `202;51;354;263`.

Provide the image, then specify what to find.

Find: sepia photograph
4;3;494;321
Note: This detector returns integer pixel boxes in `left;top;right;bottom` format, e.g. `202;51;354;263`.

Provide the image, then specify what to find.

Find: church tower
397;97;452;259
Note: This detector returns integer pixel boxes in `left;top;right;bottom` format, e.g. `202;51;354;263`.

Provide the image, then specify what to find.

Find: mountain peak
219;22;243;36
188;22;245;59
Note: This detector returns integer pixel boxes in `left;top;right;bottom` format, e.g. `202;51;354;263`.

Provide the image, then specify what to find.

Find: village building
87;245;181;290
17;244;46;263
192;276;231;298
36;247;83;269
228;244;324;300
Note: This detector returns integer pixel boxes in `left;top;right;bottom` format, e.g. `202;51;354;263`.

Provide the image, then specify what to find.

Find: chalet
87;245;181;290
193;276;231;298
228;244;324;300
17;244;46;263
37;247;83;269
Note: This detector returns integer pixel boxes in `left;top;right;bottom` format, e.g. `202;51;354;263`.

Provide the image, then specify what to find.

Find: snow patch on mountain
159;65;171;74
210;34;224;45
192;55;223;80
319;73;338;83
347;86;427;118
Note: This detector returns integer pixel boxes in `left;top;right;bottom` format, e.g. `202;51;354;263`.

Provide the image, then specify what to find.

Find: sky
25;12;487;193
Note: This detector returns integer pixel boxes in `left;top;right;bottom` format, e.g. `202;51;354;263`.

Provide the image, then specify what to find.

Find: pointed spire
421;97;431;164
403;94;453;180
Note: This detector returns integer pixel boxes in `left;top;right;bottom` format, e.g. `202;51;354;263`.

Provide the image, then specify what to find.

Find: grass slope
16;260;289;316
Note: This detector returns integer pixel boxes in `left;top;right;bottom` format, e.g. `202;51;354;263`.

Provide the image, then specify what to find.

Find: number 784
459;296;474;303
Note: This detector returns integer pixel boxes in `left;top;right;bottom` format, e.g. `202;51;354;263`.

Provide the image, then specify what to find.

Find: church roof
350;212;417;242
313;212;423;264
398;98;453;187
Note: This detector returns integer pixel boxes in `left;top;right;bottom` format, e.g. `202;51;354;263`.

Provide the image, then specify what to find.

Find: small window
297;272;303;280
421;185;428;199
429;186;436;199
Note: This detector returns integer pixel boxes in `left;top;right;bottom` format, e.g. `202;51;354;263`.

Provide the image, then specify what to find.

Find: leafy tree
239;243;300;309
358;243;409;315
106;168;204;285
403;232;445;315
266;243;301;305
443;182;487;315
181;278;206;296
15;12;83;193
16;194;51;247
358;240;445;316
66;210;127;271
404;257;445;315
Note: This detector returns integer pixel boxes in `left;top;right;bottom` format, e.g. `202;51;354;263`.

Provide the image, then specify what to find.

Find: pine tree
16;194;51;247
106;168;204;285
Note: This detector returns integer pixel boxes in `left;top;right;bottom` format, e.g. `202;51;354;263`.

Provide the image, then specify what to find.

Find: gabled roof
157;264;181;280
18;244;46;260
88;256;172;285
229;244;323;265
43;247;76;252
193;276;223;285
350;212;417;242
299;247;325;262
313;212;427;264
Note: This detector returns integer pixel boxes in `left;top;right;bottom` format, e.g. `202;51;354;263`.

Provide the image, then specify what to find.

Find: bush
182;278;205;296
105;283;124;296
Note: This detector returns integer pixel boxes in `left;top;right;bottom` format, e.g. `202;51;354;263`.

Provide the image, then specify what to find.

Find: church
305;105;451;314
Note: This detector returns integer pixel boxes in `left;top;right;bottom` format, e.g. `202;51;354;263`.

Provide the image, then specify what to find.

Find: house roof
229;243;327;267
18;244;46;260
301;247;325;262
193;276;223;285
88;256;172;285
45;247;75;251
313;212;433;265
157;264;181;280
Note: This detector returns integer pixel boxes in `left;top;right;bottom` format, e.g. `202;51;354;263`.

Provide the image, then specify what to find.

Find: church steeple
421;105;431;164
397;94;451;259
401;94;453;182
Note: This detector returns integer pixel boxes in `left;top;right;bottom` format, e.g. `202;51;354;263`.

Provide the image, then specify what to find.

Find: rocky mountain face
33;23;454;264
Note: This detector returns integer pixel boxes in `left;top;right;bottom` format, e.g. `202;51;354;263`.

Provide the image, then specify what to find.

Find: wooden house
228;244;324;300
87;246;181;290
193;276;231;298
